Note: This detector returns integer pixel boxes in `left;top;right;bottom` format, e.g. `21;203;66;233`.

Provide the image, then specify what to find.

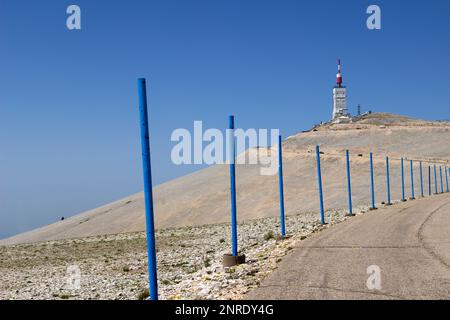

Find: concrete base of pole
276;235;292;241
222;253;246;268
369;207;378;211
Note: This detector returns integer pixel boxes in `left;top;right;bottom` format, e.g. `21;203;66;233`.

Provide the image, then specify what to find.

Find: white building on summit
332;59;351;123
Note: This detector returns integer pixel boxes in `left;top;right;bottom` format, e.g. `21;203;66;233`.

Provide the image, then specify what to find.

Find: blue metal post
410;160;415;199
229;115;238;256
428;166;431;196
370;152;376;209
446;166;449;193
386;156;391;205
346;150;353;215
137;78;158;301
278;135;286;238
401;158;405;201
440;166;443;194
419;161;423;197
434;164;438;194
316;145;325;224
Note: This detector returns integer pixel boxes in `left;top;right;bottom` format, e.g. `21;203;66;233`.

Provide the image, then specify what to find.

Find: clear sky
1;0;449;239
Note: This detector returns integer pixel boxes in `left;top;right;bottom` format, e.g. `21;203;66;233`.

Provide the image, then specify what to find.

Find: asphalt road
247;193;450;299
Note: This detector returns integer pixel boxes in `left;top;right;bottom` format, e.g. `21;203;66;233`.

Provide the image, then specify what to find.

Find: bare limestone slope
2;113;450;245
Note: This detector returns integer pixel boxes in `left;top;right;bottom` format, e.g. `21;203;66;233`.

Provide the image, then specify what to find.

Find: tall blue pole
428;166;431;196
386;156;391;205
346;150;353;216
137;78;158;301
419;161;423;197
370;152;376;209
446;166;449;193
229;116;238;257
401;158;405;201
434;164;438;194
410;160;415;199
278;135;286;238
316;145;325;224
440;166;444;194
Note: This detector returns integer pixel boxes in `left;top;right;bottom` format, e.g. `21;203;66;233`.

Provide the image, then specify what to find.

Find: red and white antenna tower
336;59;343;86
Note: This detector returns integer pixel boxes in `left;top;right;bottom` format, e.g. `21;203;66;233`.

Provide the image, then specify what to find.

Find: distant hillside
2;113;450;245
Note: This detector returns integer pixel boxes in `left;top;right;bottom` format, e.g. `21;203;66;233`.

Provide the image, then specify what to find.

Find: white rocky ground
0;204;389;300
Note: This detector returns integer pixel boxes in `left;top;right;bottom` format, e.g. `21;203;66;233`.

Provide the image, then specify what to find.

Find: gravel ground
0;205;378;300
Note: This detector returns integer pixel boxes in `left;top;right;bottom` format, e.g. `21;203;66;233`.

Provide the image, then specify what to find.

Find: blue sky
1;0;449;239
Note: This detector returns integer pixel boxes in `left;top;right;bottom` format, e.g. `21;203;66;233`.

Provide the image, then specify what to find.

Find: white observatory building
332;59;351;123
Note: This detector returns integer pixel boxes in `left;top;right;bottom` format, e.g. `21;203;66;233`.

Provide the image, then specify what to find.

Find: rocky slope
2;113;449;245
1;205;378;300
